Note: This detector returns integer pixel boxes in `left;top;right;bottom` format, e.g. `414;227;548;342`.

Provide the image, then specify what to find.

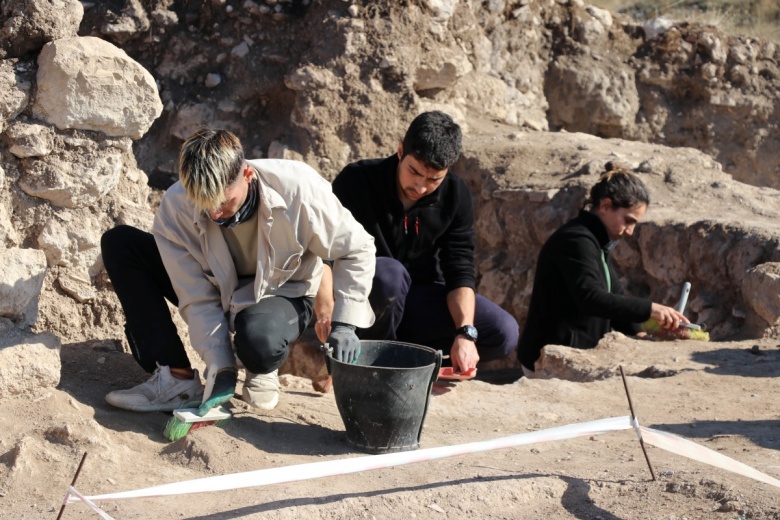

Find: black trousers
360;257;519;361
101;225;312;374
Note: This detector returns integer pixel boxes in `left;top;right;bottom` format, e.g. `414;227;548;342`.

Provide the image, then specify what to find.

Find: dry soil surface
2;336;780;519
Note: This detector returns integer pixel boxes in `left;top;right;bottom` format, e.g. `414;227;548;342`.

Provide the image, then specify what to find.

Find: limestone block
0;0;83;58
100;0;150;45
117;203;154;231
0;329;61;397
420;0;458;23
413;50;473;92
546;55;639;136
585;6;612;29
0;162;19;246
742;263;780;327
57;268;96;303
0;59;31;130
445;72;547;128
284;65;339;92
6;121;54;158
729;42;758;65
151;8;178;27
170;103;214;141
33;36;162;139
700;33;727;64
0;198;19;246
0;248;47;326
574;13;606;45
18;146;123;208
268;141;304;161
37;209;103;275
642;17;677;41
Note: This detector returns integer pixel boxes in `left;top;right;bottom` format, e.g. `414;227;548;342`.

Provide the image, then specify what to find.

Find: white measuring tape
65;414;780;511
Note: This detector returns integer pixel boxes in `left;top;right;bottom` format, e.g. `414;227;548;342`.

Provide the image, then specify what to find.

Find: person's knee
234;314;289;373
479;310;520;360
371;258;411;304
101;225;138;263
495;313;520;358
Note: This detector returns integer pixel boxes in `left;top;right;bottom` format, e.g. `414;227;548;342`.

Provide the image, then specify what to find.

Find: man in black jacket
330;111;518;372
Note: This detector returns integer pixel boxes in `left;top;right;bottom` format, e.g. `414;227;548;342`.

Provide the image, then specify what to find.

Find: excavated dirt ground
3;2;780;519
2;335;779;519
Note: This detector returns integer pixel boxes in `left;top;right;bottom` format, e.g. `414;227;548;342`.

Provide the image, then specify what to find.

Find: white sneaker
242;369;279;410
105;365;204;412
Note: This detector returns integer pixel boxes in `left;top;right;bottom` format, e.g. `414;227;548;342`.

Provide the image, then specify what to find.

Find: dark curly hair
586;162;650;210
401;111;462;170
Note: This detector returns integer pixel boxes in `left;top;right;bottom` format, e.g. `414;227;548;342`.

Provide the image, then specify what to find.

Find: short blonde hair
178;128;245;211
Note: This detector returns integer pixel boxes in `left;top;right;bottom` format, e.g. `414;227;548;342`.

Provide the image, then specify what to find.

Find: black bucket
327;340;442;454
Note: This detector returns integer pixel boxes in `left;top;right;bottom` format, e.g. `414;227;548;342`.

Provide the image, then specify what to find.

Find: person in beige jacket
101;129;375;414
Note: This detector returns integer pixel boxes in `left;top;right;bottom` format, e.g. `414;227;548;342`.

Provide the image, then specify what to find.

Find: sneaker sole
105;396;203;412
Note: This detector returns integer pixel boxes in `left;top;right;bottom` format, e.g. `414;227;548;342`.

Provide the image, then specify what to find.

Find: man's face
395;143;448;207
596;198;647;241
207;163;253;220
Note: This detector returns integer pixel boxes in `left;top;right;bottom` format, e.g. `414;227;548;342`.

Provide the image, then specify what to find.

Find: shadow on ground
58;340;346;454
649;419;780;451
185;473;625;520
690;347;780;377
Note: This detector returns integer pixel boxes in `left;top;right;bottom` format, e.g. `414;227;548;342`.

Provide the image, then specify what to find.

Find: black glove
327;322;361;364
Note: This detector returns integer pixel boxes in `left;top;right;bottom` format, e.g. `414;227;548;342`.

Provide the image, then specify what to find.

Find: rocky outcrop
0;248;47;327
17;135;128;209
33;37;163;139
742;263;780;332
546;54;640;138
0;328;61;397
455;125;780;342
0;14;159;344
532;331;712;382
0;60;31;133
0;0;84;59
0;0;779;367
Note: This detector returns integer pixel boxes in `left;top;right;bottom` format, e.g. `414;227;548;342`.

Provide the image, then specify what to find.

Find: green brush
163;411;230;441
642;318;710;341
162;367;237;441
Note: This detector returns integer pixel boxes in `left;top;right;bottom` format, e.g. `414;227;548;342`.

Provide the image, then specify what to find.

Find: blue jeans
360;257;519;362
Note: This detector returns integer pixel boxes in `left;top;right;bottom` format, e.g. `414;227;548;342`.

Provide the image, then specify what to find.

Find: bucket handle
322;343;333;375
431;349;442;384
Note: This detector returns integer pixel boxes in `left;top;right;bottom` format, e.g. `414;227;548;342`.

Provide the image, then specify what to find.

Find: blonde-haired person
100;129;375;414
518;163;687;375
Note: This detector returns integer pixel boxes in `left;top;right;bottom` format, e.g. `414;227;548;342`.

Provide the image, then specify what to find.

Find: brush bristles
163;417;193;441
641;319;710;341
162;416;230;441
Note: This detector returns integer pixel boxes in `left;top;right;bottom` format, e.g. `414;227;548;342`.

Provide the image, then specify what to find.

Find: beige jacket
152;159;376;370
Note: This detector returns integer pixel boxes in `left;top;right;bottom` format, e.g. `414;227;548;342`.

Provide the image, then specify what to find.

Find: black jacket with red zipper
332;154;476;292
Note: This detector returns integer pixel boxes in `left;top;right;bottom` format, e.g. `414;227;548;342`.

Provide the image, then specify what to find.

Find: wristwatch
455;325;478;342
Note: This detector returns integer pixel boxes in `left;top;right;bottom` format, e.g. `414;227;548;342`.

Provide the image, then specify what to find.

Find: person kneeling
101;129;375;414
518;163;688;374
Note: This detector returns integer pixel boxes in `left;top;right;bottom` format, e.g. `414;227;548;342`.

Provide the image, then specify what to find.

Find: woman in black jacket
518;165;688;373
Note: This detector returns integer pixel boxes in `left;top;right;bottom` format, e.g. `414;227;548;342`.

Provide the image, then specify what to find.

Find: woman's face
596;199;647;241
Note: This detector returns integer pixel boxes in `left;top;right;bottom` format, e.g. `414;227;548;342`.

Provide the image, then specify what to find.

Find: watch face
459;325;478;341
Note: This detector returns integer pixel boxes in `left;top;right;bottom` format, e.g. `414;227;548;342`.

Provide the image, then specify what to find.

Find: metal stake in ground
57;452;88;520
619;366;656;481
